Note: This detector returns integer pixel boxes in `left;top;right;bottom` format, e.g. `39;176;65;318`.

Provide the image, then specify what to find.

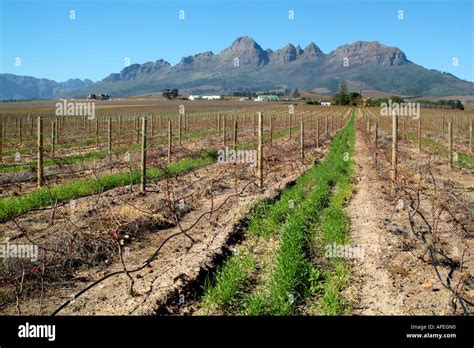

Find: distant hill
1;37;473;99
0;74;93;100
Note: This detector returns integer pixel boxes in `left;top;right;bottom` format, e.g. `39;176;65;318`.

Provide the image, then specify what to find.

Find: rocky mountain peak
329;41;408;66
270;43;303;64
302;42;324;58
219;36;268;66
102;59;171;82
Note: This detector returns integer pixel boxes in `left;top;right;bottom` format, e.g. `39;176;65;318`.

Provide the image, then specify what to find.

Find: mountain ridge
1;36;473;99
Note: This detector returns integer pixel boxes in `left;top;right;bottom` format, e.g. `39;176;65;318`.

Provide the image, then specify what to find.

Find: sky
0;0;472;82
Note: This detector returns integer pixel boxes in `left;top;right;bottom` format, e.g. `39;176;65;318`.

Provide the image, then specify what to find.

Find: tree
292;88;300;98
162;88;179;99
348;92;362;106
334;82;350;105
390;95;404;103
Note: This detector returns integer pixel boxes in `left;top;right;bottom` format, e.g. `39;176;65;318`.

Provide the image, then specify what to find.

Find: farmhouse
188;95;201;100
202;95;221;100
321;101;331;106
87;93;110;101
255;95;279;101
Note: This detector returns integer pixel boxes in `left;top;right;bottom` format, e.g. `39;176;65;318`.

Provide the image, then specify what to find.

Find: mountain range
1;36;473;99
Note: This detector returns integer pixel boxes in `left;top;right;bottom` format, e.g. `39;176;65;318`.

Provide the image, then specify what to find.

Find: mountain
102;59;171;83
0;74;94;100
1;37;473;99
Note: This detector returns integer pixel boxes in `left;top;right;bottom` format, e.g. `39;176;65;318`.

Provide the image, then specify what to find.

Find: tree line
332;82;464;110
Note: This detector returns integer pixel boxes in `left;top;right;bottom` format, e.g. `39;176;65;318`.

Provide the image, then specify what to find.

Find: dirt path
345;124;407;315
345;121;468;315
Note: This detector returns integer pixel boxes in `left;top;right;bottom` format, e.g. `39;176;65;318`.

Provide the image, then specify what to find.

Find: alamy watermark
55;99;95;119
0;243;38;262
325;242;364;261
217;147;257;167
380;99;420;120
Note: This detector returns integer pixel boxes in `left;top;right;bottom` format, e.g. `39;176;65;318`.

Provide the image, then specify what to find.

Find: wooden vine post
37;116;44;188
140;116;147;193
288;111;292;139
222;114;226;146
51;120;56;158
178;112;182;145
373;121;378;168
315;116;319;148
108;116;112;160
269;115;273;148
325;115;329;138
253;113;257;137
417;119;422;153
257;112;264;189
96;116;99;146
300;114;305;163
168;121;172;164
469;116;473;155
448;121;453;169
391;113;398;190
19;116;22;146
233;119;238;151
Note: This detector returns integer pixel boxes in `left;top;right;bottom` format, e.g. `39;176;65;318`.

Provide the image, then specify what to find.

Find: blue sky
1;0;472;82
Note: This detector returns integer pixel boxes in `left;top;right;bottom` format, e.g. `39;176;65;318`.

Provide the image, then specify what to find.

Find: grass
307;113;355;316
0;149;110;173
0;130;217;173
0;125;298;223
200;252;255;313
0;149;217;222
199;126;316;313
311;176;354;315
1;138;96;156
199;112;355;315
244;179;333;315
2;124;296;173
406;132;473;168
246;114;355;315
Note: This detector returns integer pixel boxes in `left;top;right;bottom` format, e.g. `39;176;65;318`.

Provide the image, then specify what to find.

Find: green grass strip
0;130;217;173
199;113;355;315
200;251;255;313
0;125;299;223
406;132;473;168
245;115;354;315
0;149;110;173
317;161;354;315
0;149;217;222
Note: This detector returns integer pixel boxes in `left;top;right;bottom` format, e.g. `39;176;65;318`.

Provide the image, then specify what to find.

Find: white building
321;101;331;106
255;95;279;102
202;95;221;100
188;95;202;100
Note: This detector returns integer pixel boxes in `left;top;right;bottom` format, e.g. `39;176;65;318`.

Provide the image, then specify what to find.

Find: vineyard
0;100;472;316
